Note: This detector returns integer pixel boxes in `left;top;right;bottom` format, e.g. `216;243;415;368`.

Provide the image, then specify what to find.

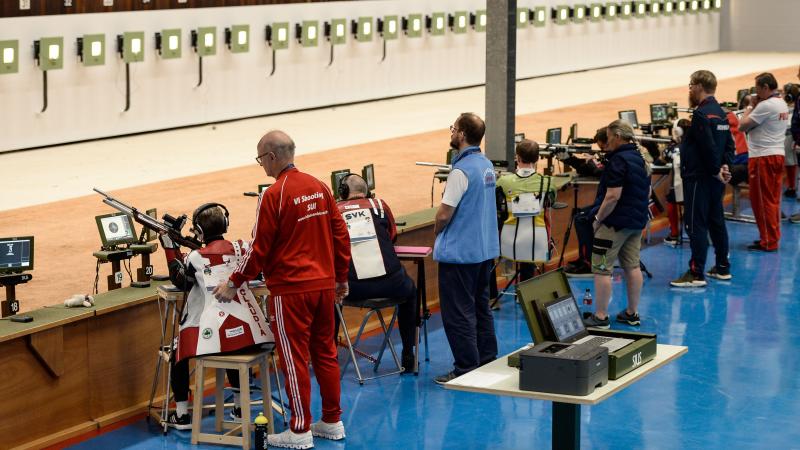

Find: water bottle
582;288;593;318
254;412;268;449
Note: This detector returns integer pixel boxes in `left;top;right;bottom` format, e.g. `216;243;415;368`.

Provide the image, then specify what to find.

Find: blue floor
71;198;800;449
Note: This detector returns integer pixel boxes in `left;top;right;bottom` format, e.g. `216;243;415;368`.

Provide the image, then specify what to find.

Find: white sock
176;401;189;416
233;391;241;409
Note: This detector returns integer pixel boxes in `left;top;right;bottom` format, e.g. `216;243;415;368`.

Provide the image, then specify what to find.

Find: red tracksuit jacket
231;166;351;295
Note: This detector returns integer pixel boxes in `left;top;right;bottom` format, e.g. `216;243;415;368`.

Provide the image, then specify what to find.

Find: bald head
258;130;296;161
344;175;369;199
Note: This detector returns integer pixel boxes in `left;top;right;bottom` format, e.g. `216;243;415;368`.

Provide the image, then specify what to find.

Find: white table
444;344;687;450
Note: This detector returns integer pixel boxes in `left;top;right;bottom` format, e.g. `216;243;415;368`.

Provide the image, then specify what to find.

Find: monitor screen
514;132;525;144
618;110;639;129
95;212;138;248
0;236;34;274
330;169;351;200
361;164;376;191
258;183;272;193
569;123;578;142
736;89;749;103
650;103;668;124
667;102;679;121
546;128;562;145
544;295;585;342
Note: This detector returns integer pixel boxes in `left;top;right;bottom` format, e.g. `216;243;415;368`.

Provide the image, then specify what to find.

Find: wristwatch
227;280;236;289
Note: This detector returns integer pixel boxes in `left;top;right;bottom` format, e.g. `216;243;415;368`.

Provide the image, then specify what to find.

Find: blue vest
434;147;500;263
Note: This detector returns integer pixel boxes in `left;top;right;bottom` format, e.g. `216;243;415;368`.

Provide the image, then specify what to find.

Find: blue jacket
434;147;500;264
591;143;650;230
680;96;735;180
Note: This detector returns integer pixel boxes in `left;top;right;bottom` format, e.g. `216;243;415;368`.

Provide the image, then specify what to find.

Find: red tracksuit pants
270;290;341;433
749;155;785;250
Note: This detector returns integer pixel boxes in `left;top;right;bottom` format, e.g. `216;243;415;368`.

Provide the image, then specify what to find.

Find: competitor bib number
343;209;377;243
511;192;542;217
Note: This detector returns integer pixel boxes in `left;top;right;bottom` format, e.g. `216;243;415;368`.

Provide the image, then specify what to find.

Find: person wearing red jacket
214;130;351;450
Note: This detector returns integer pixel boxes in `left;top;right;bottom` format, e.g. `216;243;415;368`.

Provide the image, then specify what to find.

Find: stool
191;348;276;449
335;297;404;385
148;284;183;434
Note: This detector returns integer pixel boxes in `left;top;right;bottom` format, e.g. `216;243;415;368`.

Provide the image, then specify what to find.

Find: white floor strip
1;51;798;212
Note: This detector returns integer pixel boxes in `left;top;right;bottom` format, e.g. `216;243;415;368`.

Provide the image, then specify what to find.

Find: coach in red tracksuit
214;130;351;450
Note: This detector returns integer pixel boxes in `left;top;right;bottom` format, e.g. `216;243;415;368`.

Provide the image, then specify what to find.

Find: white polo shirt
747;97;790;158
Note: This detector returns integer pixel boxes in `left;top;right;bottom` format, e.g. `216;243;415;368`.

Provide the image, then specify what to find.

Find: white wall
721;0;797;52
0;1;720;152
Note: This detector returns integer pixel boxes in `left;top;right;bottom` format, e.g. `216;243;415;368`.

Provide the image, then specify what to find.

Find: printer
519;341;608;396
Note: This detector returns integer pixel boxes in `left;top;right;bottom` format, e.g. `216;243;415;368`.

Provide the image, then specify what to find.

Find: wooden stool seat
191;348;276;450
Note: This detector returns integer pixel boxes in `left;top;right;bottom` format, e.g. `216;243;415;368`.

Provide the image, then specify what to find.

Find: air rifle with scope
93;188;202;250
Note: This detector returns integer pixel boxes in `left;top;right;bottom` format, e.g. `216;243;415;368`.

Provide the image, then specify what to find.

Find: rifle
93;188;202;250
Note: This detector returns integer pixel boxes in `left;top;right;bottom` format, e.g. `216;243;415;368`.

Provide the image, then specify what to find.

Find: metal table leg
552;402;580;450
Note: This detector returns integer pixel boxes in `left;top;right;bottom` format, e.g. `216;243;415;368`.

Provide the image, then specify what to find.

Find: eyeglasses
255;151;271;165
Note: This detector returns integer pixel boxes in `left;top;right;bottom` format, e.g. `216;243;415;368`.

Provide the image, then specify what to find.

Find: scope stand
93;249;135;291
557;182;582;268
130;242;159;288
0;273;32;317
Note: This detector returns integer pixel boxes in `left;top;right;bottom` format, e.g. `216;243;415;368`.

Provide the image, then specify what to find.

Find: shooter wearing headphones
159;203;273;430
335;173;417;372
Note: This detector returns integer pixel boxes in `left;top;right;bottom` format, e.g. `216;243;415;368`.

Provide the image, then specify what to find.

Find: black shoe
747;243;776;252
615;310;640;326
582;314;610;329
401;351;415;374
166;411;192;430
670;270;707;287
706;265;732;280
434;371;458;385
229;406;242;423
564;261;593;278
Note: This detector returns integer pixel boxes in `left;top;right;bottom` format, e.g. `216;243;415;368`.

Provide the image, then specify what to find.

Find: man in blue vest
433;113;500;384
583;120;651;329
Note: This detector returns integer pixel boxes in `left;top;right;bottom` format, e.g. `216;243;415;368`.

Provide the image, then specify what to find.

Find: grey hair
607;120;636;143
346;175;369;196
261;131;296;159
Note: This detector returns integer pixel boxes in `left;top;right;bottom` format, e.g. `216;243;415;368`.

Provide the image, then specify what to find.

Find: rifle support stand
130;243;159;288
93;249;135;291
1;273;32;317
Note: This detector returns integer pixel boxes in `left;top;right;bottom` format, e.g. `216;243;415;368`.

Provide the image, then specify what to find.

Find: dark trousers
171;355;244;403
574;206;595;263
683;177;730;275
438;260;498;376
489;262;535;299
335;268;417;354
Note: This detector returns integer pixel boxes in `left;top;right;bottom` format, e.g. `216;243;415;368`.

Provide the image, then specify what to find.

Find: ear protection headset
338;173;371;200
784;83;798;104
191;203;230;241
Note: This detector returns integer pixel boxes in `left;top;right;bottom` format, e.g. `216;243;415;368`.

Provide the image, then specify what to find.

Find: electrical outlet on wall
19;0;31;10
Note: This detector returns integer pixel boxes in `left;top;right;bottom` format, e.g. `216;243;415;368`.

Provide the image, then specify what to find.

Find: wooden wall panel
0;322;92;449
88;302;164;419
2;0;353;18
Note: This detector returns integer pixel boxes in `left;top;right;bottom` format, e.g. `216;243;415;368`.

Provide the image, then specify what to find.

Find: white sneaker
267;429;313;449
310;420;346;440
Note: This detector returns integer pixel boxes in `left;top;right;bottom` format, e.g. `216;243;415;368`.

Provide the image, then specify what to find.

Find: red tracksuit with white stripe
229;165;351;433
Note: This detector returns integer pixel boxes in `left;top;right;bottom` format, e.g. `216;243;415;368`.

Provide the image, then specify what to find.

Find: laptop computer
543;295;634;354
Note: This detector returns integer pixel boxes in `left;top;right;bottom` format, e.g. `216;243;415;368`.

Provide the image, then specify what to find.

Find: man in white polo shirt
739;72;790;252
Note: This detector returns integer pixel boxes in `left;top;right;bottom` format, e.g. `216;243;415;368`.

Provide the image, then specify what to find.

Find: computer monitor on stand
93;212;138;291
0;236;34;317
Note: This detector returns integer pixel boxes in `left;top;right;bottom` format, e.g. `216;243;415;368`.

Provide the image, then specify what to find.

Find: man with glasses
214;130;351;449
671;70;734;287
433;113;499;385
